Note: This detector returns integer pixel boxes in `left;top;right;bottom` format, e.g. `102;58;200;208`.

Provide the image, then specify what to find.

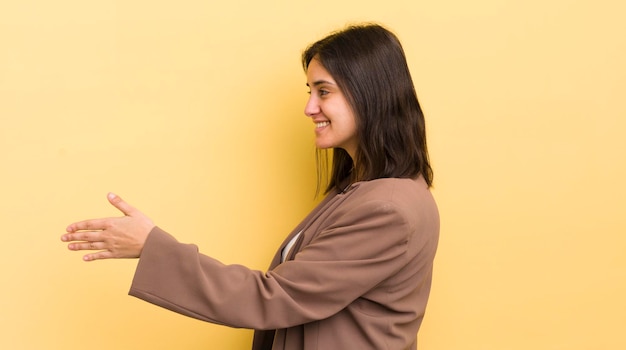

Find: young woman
62;24;440;350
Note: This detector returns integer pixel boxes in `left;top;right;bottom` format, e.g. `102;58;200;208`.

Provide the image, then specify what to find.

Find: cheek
345;112;358;136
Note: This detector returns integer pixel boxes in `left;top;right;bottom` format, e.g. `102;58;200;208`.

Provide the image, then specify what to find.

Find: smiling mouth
316;121;330;128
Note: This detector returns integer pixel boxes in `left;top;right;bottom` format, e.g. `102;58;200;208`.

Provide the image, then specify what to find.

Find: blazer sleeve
129;199;415;330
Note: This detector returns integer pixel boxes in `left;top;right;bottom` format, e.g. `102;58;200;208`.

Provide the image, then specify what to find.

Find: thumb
107;192;136;216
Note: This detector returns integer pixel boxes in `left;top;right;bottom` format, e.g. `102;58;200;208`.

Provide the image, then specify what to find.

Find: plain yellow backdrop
1;1;624;349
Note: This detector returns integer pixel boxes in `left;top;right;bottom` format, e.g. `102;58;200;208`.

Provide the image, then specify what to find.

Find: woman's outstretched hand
61;193;155;261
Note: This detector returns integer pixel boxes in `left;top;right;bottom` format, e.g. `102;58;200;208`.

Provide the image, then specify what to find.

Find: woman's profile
62;23;440;350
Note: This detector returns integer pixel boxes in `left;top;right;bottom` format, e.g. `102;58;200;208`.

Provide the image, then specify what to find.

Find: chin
315;141;333;150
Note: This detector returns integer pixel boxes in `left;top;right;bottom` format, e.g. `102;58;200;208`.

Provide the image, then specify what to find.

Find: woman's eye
306;88;329;97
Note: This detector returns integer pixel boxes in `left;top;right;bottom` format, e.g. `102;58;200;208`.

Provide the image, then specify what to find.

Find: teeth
316;122;330;128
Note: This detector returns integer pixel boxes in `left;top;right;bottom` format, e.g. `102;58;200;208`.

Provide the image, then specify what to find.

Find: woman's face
304;58;358;159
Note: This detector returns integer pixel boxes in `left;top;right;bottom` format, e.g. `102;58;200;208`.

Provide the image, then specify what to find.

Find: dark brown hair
303;23;433;193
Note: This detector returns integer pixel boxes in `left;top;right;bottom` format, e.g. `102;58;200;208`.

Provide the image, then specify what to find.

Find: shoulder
341;176;438;227
337;176;436;212
348;176;432;204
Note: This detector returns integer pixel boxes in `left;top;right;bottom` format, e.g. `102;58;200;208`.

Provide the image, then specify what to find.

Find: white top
281;231;302;263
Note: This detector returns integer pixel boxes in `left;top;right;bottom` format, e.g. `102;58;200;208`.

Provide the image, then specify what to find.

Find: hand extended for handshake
61;193;155;262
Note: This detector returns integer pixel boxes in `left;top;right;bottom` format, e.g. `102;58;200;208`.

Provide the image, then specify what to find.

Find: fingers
83;250;114;262
61;231;112;261
62;231;104;251
65;218;111;233
107;192;137;217
61;230;101;243
65;193;135;232
63;193;152;262
66;240;104;251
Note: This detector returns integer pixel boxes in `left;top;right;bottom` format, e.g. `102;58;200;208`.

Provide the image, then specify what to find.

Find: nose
304;95;320;117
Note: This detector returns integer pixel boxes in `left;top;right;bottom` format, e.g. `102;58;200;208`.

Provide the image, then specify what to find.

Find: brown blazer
129;176;439;350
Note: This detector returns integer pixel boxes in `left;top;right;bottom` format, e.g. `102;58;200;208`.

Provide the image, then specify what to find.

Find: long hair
303;24;433;193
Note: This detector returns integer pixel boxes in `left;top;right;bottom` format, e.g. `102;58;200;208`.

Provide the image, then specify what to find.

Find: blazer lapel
268;191;339;269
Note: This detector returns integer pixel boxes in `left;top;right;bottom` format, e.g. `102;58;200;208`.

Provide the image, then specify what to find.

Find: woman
62;23;439;350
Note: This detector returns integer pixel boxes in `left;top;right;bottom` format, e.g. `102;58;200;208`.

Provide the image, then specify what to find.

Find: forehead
306;59;336;85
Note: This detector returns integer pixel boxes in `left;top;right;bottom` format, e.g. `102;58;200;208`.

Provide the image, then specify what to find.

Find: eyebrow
306;80;335;87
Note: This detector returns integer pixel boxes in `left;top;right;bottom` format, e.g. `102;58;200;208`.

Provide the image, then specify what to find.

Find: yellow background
1;0;624;349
